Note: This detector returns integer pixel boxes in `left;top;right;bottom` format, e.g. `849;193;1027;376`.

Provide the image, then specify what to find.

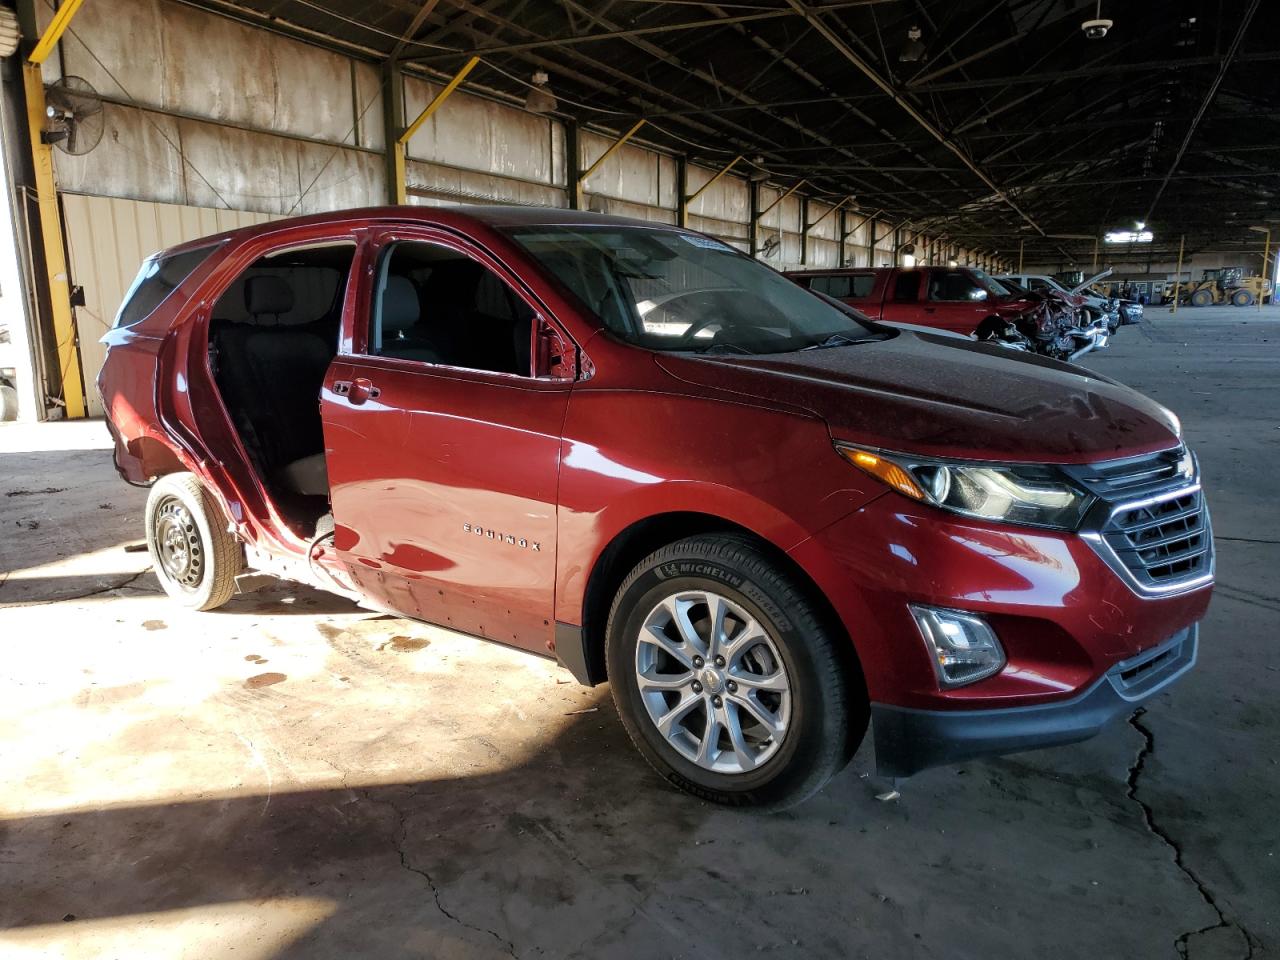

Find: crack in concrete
0;569;151;606
1126;708;1256;959
362;789;518;958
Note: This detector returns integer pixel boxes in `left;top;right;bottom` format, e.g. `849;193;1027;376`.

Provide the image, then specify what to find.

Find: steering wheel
676;314;723;344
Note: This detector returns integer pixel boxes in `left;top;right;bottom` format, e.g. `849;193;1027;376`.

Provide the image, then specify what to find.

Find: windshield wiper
798;332;873;351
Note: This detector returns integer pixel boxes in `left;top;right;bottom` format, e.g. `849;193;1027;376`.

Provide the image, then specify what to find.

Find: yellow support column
26;2;88;418
1171;235;1185;316
682;155;741;228
1261;228;1271;313
577;119;645;210
394;56;480;204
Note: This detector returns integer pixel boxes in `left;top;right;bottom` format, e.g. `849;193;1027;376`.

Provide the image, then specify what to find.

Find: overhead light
899;25;925;63
1135;220;1146;230
1081;0;1113;39
1105;230;1153;243
524;71;556;115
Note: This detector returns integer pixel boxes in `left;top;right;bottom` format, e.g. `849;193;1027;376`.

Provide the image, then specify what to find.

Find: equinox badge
463;522;541;551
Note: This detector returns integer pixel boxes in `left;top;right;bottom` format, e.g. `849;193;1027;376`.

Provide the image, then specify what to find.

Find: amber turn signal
837;447;926;501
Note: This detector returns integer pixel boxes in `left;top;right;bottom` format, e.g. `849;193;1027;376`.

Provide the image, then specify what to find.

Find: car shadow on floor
0;691;725;959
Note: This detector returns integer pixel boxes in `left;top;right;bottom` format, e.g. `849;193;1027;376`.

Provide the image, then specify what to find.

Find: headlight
836;444;1095;530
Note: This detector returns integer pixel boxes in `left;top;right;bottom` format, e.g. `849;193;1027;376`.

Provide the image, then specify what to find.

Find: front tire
606;535;865;810
1190;289;1214;307
145;472;243;611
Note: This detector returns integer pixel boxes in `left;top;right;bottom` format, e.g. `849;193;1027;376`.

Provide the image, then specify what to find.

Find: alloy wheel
634;589;792;774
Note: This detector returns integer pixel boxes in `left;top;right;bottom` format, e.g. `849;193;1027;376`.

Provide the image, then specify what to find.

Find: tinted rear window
807;274;876;299
115;245;217;328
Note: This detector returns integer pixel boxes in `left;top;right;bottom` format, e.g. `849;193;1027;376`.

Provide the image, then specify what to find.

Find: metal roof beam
1144;0;1263;223
403;9;797;63
912;50;1280;94
783;0;1044;236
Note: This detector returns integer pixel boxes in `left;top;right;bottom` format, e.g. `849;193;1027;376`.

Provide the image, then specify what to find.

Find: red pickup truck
785;266;1035;337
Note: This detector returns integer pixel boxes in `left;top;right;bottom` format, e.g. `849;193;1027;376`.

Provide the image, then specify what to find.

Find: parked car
784;264;1034;337
789;266;1108;361
1109;295;1144;325
1000;270;1121;333
99;207;1213;809
988;276;1110;361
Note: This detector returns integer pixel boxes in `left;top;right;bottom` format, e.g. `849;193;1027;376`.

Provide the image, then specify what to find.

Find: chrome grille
1102;489;1210;588
1066;446;1214;594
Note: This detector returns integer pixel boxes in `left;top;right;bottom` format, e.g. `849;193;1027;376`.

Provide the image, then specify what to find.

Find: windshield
969;268;1009;298
994;277;1031;297
505;224;880;354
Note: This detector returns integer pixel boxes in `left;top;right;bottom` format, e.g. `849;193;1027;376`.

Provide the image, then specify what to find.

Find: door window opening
208;242;355;538
370;241;534;377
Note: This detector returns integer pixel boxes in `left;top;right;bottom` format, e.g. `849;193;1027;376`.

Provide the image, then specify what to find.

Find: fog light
909;605;1006;688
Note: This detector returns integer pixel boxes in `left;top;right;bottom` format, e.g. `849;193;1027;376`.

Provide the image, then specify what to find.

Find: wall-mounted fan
44;76;104;156
759;233;781;259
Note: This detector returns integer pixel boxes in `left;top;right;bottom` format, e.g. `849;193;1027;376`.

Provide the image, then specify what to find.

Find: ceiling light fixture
1105;229;1153;244
524;70;556;115
899;25;925;63
1081;1;1113;39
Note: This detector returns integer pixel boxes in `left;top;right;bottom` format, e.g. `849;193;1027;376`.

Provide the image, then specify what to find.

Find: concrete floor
1;306;1276;959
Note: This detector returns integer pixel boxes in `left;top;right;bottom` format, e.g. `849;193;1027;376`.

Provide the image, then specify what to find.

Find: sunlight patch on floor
0;897;337;960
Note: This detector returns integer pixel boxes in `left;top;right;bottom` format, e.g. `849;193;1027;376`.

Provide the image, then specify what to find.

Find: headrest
245;275;294;316
381;276;420;334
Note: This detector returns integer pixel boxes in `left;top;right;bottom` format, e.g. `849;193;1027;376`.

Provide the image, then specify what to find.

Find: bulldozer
1166;267;1273;307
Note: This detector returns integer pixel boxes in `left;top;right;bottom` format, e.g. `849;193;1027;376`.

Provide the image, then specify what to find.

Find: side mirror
536;318;577;381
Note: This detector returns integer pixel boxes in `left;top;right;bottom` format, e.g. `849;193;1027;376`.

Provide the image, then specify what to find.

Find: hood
1071;267;1113;295
655;330;1179;463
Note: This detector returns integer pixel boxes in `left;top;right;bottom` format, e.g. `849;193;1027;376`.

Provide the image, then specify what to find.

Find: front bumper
871;624;1198;777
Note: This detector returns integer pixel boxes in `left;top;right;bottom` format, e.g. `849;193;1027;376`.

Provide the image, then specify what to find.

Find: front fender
552;389;884;625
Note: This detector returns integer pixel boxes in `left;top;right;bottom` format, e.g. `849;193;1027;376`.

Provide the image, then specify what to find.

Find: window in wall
370;241;534;376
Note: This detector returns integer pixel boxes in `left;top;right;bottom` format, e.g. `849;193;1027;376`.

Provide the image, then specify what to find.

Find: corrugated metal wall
61;194;275;416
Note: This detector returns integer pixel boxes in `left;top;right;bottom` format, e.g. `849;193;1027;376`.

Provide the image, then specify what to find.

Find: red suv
785;265;1037;336
99;207;1213;809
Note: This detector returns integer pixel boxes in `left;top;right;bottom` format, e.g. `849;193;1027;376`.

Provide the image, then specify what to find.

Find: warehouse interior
1;1;1278;957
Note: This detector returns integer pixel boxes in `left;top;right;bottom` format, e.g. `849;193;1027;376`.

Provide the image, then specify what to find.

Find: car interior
371;241;534;376
209;243;353;538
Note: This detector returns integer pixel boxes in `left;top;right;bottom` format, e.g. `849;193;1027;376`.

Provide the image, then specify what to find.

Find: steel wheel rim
635;589;792;774
154;496;203;591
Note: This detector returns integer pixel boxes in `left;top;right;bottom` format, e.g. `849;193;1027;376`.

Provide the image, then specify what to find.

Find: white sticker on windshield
680;233;732;251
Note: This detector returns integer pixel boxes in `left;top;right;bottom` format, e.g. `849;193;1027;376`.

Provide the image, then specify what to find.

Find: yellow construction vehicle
1167;267;1273;307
